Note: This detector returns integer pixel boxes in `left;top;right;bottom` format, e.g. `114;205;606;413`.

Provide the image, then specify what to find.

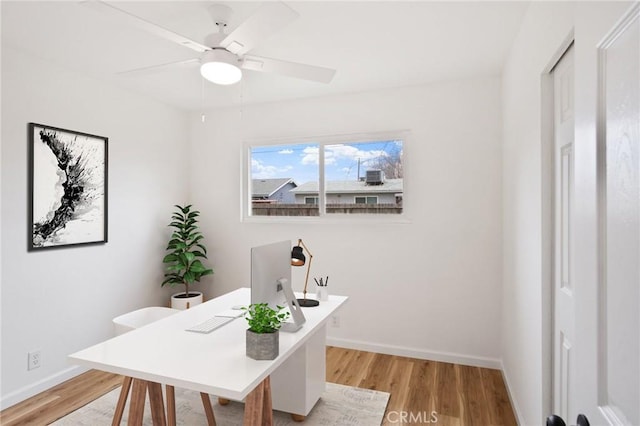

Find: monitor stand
278;279;306;333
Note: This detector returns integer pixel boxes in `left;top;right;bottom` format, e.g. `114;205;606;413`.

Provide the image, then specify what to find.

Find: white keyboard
186;316;234;334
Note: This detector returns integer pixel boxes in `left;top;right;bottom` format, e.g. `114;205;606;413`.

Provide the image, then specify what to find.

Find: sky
251;140;402;185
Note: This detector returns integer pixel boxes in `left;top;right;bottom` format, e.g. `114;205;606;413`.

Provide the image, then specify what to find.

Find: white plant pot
171;291;203;310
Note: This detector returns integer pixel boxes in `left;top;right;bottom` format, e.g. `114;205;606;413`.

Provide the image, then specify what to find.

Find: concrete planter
246;329;279;360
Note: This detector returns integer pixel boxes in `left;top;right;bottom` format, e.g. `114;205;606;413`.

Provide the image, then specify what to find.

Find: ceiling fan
83;1;336;85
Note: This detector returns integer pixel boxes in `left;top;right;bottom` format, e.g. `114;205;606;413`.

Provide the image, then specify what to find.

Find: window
354;196;378;204
250;143;318;217
304;197;319;205
247;133;404;218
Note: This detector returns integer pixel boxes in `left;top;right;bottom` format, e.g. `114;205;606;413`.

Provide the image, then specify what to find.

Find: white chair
112;307;217;426
113;306;178;336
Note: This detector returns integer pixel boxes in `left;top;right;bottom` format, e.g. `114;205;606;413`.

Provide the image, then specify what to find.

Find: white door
596;5;640;425
548;5;639;425
552;45;576;423
552;7;640;425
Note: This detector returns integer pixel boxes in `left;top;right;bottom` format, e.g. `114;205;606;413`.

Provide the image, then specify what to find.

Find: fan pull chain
201;76;206;123
239;78;244;131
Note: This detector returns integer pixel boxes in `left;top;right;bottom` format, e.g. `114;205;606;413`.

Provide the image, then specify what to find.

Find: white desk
69;288;347;425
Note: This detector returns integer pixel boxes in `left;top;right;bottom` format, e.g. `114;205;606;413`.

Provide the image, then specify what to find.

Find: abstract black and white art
29;123;108;250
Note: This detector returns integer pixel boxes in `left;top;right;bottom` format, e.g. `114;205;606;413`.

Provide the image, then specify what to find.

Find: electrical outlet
331;315;340;328
28;350;41;370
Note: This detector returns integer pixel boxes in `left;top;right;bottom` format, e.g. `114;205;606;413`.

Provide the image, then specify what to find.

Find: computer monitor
251;240;305;332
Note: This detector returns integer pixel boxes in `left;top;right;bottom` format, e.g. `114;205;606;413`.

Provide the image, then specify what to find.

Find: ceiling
1;1;529;111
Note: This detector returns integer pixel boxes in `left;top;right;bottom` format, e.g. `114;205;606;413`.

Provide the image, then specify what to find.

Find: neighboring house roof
252;178;295;198
290;179;403;194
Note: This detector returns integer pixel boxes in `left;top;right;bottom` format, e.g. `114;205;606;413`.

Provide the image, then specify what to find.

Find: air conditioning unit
365;170;384;185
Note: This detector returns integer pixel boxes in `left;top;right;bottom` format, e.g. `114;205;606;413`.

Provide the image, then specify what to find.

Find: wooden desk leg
218;397;230;406
112;376;132;426
243;376;273;426
200;393;217;426
148;382;167;426
262;377;272;426
291;414;306;422
128;379;147;426
166;385;176;426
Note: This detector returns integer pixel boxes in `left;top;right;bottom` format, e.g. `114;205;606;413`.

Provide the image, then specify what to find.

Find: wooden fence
251;203;402;216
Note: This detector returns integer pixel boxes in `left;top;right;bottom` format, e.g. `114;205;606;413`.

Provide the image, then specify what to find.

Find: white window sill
241;214;412;225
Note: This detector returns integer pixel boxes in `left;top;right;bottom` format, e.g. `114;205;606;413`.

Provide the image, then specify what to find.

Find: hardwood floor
325;347;517;426
1;347;516;425
0;369;123;426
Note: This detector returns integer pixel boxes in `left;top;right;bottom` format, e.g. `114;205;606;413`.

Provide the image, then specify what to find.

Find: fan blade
242;55;336;84
220;2;299;55
81;0;210;53
117;59;200;76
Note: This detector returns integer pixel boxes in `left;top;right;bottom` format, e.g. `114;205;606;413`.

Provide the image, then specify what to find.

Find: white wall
190;77;504;367
0;46;190;408
501;4;574;423
0;3;4;408
501;2;632;424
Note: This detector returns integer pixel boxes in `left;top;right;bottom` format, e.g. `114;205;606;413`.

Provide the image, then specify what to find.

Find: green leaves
166;263;186;272
162;204;214;290
175;204;192;214
189;259;205;272
243;303;291;334
161;273;183;287
162;254;178;263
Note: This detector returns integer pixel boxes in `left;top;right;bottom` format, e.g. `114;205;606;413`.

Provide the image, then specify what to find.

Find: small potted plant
243;303;291;360
162;204;214;309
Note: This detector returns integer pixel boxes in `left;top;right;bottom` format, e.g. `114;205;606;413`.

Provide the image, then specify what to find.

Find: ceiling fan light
200;49;242;85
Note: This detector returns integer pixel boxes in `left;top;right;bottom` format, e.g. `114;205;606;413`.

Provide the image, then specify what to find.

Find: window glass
250;143;318;216
324;140;403;214
304;197;318;205
248;138;403;217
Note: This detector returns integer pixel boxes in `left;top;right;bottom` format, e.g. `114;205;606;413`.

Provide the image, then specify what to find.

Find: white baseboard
1;342;517;420
326;337;502;369
499;360;524;425
0;365;88;410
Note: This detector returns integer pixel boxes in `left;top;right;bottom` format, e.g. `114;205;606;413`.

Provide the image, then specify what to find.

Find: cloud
327;144;388;163
251;158;293;178
300;144;388;167
278;149;294;155
301;146;319;165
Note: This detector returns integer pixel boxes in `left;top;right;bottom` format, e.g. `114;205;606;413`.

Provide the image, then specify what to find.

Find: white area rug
51;383;390;426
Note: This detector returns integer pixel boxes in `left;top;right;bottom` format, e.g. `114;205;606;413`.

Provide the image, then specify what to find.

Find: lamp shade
291;246;305;266
200;49;242;85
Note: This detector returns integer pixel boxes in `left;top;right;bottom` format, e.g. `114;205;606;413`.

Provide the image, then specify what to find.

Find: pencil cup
316;286;328;302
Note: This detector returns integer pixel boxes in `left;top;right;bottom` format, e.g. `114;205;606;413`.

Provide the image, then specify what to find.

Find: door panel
599;7;640;425
553;45;575;422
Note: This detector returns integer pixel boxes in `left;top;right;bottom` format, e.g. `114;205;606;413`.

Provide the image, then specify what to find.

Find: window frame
242;130;410;223
354;196;378;205
304;196;319;205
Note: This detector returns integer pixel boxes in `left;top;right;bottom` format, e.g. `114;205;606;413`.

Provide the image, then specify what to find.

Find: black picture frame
28;123;108;251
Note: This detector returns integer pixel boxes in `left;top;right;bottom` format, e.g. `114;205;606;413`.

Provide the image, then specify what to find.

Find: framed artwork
28;123;108;250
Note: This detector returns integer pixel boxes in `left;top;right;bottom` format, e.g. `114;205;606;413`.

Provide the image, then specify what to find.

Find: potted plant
243;303;290;360
162;204;214;309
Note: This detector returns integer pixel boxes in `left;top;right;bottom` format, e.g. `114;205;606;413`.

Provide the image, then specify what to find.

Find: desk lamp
291;239;319;307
